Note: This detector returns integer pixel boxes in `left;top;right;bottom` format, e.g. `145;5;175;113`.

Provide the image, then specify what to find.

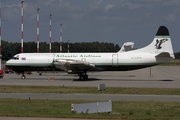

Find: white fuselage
5;50;170;73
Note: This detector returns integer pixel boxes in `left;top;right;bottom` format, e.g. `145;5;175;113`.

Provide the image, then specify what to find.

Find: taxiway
1;66;180;88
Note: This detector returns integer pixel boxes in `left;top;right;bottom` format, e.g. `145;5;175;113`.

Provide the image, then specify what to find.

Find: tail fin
138;26;175;59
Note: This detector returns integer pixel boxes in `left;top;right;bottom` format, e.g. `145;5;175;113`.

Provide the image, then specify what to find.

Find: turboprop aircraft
5;26;174;80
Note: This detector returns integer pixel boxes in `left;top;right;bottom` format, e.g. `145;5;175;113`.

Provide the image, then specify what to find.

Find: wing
53;59;96;74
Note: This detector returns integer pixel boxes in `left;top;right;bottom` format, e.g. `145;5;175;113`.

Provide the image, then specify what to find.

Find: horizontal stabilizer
155;52;171;58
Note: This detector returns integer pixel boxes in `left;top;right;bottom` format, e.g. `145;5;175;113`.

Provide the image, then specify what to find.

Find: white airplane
5;26;174;80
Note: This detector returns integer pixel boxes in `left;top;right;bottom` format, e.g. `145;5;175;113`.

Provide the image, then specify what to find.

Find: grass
160;59;180;66
1;85;180;95
0;99;180;119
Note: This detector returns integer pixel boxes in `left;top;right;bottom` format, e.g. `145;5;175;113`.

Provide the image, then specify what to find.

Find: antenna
68;38;69;53
37;6;39;53
0;0;3;77
49;13;52;53
0;0;2;70
21;0;24;53
60;23;62;53
0;0;1;55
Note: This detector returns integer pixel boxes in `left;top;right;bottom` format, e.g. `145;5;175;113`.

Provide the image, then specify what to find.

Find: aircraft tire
84;75;88;80
79;75;83;80
79;74;88;80
83;75;86;80
21;75;26;79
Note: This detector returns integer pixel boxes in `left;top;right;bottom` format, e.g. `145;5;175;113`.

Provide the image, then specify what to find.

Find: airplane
5;26;174;80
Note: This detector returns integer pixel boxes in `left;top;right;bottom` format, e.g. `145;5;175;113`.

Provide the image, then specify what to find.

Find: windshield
11;55;19;60
12;57;19;60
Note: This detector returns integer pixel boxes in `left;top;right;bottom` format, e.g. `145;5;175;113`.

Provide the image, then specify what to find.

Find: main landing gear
79;73;88;80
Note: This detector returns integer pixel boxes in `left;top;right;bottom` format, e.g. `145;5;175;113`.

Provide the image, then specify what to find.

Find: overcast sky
1;0;180;52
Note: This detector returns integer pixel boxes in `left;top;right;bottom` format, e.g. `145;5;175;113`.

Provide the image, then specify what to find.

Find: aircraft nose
5;60;11;67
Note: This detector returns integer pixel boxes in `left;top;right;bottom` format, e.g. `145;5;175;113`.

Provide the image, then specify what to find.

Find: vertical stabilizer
138;26;174;59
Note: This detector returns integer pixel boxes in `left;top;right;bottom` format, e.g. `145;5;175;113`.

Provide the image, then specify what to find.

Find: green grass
1;85;180;95
0;99;180;119
160;59;180;66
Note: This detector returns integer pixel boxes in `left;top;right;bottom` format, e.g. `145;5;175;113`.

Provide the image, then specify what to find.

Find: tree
2;40;12;60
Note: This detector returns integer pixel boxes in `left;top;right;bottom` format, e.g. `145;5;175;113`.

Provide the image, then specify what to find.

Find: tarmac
0;93;180;102
1;66;180;88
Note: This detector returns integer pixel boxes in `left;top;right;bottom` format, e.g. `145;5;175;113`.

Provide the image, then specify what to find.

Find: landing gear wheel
21;75;26;79
84;75;88;80
79;74;88;80
86;75;88;80
79;75;83;80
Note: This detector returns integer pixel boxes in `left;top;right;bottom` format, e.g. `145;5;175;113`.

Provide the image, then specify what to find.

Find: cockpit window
12;55;19;60
12;57;19;60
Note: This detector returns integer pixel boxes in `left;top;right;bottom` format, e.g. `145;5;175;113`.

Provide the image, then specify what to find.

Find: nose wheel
21;74;26;79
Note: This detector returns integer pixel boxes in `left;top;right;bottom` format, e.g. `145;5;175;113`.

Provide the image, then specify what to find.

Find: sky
1;0;180;52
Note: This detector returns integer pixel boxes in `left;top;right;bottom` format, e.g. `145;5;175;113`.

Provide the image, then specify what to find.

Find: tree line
1;40;120;60
174;53;180;59
2;40;180;61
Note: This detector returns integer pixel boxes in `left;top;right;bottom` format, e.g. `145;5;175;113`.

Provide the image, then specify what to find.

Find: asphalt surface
0;93;180;102
1;66;180;88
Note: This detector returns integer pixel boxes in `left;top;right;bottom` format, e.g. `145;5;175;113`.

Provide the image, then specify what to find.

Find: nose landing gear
21;74;26;79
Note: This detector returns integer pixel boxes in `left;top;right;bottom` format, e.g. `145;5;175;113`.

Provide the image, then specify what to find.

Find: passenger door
112;54;118;66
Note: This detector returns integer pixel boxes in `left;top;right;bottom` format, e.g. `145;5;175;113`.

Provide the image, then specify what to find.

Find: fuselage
5;51;169;72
